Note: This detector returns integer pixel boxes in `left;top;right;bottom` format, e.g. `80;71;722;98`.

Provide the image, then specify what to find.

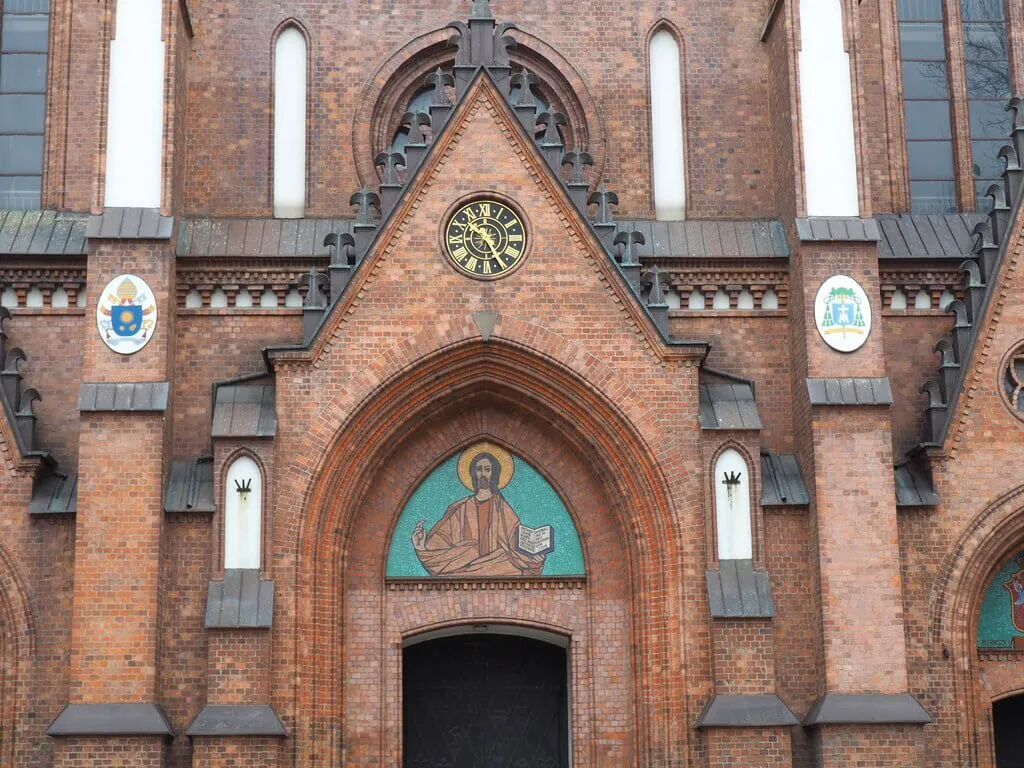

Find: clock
443;199;527;279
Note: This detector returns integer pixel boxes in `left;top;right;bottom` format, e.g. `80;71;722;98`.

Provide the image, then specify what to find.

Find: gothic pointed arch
273;318;700;767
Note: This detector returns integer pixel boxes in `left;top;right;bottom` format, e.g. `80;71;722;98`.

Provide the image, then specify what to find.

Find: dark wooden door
995;695;1024;768
403;634;568;768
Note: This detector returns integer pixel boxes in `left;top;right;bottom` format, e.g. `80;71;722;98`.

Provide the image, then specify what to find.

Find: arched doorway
403;631;569;768
994;694;1024;768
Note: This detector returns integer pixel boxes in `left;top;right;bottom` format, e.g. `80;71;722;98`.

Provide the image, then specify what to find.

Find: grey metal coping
806;377;893;406
212;381;276;438
78;382;169;412
894;458;939;507
177;218;354;258
0;210;89;255
28;471;77;515
86;208;174;240
617;219;789;258
165;457;215;513
760;451;809;506
876;213;985;259
706;559;774;618
802;693;933;726
47;703;173;737
186;704;287;738
698;383;762;430
205;569;274;628
695;694;799;728
795;217;880;243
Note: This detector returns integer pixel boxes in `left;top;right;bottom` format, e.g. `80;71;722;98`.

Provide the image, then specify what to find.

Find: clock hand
467;221;501;259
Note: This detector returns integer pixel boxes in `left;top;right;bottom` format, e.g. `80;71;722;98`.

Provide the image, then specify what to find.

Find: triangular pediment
268;71;707;369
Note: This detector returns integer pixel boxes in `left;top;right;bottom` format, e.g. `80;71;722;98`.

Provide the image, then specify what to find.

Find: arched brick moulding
0;539;38;767
353;27;607;190
930;485;1024;768
281;336;692;768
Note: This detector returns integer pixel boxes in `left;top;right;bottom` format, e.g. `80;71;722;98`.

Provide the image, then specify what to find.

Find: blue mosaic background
977;552;1024;648
386;452;585;577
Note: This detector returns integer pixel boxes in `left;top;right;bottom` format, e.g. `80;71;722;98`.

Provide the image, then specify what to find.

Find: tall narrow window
898;0;956;213
0;0;48;209
273;27;307;219
714;449;752;561
649;29;685;220
961;0;1010;211
225;456;262;570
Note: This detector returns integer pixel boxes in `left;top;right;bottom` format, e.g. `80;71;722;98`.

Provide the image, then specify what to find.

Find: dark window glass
1;14;47;52
963;23;1006;59
965;61;1010;99
961;0;1005;21
908;140;955;178
910;180;958;213
905;101;952;139
0;134;42;173
902;61;950;98
898;0;944;21
0;93;42;130
0;53;44;92
969;100;1011;138
0;175;39;208
971;139;1007;178
899;23;946;59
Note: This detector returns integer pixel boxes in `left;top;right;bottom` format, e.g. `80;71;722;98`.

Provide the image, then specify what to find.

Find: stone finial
536;112;567;146
511;69;538;107
562;149;594;186
613;230;645;267
374;152;406;185
401;111;431;145
299;267;330;309
324;232;357;267
426;68;455;106
349;188;381;226
645;265;668;308
494;22;516;67
588;185;619;226
1009;96;1024;131
447;21;472;66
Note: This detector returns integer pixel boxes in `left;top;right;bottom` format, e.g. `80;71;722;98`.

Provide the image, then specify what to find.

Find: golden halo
456;442;515;491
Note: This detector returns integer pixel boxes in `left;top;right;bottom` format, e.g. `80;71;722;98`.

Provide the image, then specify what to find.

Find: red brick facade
0;0;1022;766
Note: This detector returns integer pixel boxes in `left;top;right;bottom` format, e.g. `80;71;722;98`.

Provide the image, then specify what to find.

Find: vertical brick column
48;226;177;765
788;223;930;765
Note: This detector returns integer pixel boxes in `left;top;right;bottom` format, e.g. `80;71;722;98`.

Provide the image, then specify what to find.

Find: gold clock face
444;199;527;278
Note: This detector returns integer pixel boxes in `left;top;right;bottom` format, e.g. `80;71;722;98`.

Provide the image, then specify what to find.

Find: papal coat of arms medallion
814;275;871;353
96;274;158;354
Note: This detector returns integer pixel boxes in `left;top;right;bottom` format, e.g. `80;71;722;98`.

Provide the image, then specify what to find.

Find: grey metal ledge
205;569;274;628
47;703;173;737
0;210;89;255
79;382;169;412
29;471;77;515
87;208;174;240
165;457;215;513
802;693;933;726
706;559;774;618
760;452;809;506
806;377;893;406
795;217;880;243
698;383;761;431
186;704;286;737
696;694;799;728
